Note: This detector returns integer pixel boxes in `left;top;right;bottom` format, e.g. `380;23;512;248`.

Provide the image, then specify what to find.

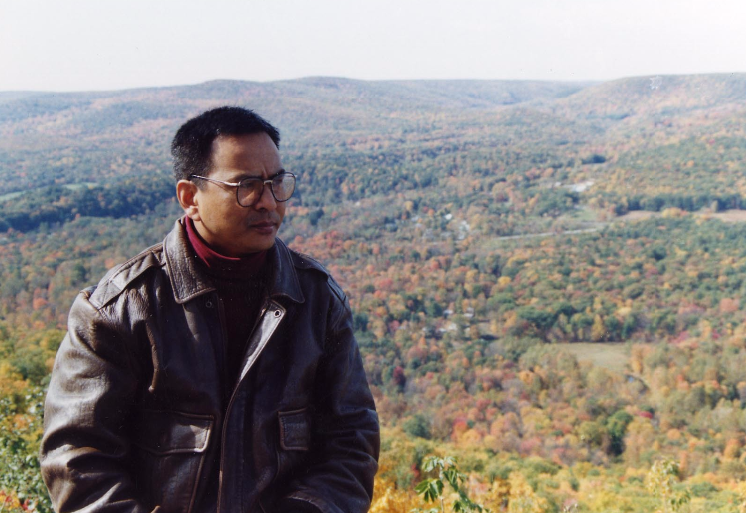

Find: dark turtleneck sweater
185;217;269;392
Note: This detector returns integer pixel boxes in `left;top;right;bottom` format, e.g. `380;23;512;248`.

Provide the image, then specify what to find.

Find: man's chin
242;235;277;254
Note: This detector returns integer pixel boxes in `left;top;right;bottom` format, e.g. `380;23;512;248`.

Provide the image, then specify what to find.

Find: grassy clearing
0;191;24;203
706;209;746;222
64;182;98;191
0;182;98;205
554;342;630;374
616;209;746;224
564;205;602;222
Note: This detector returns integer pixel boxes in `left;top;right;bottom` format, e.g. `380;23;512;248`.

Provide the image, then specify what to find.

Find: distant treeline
0;175;174;232
604;192;746;215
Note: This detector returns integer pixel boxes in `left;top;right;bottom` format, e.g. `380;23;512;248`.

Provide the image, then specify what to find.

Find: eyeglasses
190;172;296;207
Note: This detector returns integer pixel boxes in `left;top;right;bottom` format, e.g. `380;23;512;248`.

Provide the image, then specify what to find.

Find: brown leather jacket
41;219;379;513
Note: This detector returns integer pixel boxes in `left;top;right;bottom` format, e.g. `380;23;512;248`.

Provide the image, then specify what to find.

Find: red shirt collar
185;217;267;277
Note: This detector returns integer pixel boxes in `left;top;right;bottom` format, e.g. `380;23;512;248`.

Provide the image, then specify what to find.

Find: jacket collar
268;237;305;305
164;218;304;305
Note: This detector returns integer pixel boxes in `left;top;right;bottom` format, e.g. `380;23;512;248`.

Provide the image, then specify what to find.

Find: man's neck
185;217;267;276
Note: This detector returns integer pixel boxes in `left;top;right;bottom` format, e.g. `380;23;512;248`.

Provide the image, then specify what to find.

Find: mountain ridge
0;73;744;214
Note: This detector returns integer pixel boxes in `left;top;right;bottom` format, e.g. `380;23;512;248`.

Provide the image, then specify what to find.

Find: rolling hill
2;74;746;512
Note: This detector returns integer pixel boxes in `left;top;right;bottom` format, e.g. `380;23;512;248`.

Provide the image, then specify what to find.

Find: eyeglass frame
189;172;297;207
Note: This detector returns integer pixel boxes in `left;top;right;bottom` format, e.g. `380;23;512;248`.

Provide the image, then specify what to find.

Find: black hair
171;106;281;182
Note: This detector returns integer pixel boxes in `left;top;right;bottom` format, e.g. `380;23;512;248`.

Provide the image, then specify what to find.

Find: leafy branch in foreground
646;458;690;513
0;386;53;513
413;456;487;513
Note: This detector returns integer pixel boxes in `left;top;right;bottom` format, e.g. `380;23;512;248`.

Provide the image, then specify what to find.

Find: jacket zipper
216;300;283;513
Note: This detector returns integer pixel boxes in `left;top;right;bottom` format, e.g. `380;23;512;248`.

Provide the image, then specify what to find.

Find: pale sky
1;0;745;92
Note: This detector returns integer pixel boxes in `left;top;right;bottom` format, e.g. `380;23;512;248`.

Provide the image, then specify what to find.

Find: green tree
606;410;633;456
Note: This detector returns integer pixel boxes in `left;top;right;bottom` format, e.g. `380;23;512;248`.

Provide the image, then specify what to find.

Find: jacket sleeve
40;290;153;513
280;290;380;513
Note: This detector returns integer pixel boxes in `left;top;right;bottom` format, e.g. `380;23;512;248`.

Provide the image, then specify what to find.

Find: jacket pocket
278;408;311;451
132;410;214;513
275;408;312;486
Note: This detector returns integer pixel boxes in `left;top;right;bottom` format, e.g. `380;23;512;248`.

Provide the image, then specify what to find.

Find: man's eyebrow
235;168;287;180
226;168;286;181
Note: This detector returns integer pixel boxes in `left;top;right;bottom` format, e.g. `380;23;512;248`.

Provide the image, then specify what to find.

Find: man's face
187;132;286;256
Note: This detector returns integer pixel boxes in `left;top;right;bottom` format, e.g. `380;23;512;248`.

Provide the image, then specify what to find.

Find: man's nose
253;181;277;210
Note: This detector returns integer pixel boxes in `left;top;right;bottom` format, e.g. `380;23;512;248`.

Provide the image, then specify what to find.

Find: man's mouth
250;221;277;233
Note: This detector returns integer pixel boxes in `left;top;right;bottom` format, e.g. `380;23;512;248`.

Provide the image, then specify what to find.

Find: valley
1;74;746;511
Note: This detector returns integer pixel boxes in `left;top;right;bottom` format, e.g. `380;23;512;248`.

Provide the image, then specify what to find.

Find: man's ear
176;180;201;221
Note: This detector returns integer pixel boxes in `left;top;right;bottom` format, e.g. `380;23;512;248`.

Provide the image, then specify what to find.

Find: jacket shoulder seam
288;248;349;325
291;250;330;275
73;289;132;353
290;250;347;302
89;243;165;309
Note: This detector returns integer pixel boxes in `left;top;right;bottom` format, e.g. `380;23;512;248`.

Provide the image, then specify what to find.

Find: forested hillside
2;75;746;512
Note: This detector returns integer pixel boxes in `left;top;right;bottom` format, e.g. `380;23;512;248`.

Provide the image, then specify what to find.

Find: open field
554;342;630;374
707;209;746;222
0;191;23;203
617;209;746;224
617;211;659;222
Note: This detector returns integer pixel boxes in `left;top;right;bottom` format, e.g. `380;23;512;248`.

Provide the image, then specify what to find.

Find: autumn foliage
3;75;746;510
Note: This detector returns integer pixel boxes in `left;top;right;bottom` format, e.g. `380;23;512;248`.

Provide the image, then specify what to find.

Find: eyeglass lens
237;174;296;206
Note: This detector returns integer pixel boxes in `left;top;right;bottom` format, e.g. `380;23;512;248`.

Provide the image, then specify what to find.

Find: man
40;106;380;513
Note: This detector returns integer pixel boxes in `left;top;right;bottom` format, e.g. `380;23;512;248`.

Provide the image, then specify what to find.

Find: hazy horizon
7;71;746;96
2;0;745;93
